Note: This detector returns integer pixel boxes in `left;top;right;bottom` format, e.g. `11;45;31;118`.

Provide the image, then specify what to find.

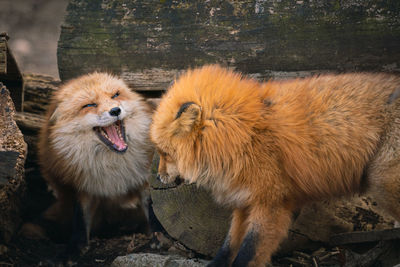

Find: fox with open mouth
37;72;154;252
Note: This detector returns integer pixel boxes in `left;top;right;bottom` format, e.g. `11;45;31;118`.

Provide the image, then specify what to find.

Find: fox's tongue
103;124;127;150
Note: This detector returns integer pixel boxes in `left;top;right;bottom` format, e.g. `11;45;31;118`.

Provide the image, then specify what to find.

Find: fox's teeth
101;129;111;142
115;123;123;140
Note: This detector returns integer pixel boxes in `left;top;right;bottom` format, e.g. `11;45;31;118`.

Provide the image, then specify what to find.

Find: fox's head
49;72;148;153
150;65;265;186
153;102;202;184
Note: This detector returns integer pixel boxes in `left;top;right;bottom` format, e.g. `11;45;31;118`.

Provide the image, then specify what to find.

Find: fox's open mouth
93;120;127;153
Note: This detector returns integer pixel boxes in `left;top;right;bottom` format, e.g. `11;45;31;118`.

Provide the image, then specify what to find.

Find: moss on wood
58;0;400;91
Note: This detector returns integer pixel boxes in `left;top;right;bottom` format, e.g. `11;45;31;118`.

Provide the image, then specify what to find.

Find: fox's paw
207;258;230;267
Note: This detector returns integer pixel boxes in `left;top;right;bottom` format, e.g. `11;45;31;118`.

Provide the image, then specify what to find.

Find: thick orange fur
151;65;400;266
38;73;154;250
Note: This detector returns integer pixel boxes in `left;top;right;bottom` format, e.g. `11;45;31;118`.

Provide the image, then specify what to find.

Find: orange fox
150;65;400;266
38;72;154;253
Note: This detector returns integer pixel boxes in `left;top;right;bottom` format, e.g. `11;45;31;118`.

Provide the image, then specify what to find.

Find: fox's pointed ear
172;102;201;136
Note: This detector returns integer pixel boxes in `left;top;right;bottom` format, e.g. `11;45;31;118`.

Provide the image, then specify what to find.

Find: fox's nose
109;107;121;116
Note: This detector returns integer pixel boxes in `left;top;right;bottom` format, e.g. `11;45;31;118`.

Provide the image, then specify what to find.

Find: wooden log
342;241;391;267
12;74;58;170
149;157;231;256
330;228;400;246
0;83;27;243
0;151;19;186
58;0;400;93
0;34;6;74
22;74;60;115
14;112;44;132
0;33;24;112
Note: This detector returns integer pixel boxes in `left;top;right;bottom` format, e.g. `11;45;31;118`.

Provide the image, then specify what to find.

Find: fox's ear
172;102;201;136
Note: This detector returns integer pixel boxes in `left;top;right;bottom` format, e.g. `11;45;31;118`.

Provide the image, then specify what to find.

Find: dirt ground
0;161;196;267
1;158;399;266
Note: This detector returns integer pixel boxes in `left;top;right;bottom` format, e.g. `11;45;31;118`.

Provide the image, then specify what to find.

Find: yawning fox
38;72;154;252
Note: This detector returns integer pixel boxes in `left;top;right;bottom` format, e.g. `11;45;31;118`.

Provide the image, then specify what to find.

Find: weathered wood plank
330;228;400;246
58;0;400;92
0;33;24;112
23;73;60;114
0;151;18;185
14;112;45;132
0;40;6;74
0;83;27;243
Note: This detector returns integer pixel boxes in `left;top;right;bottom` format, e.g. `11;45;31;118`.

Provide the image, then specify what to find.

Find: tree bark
0;83;27;243
58;0;400;94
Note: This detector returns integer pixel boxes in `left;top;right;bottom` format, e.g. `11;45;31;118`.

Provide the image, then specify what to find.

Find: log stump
149;156;231;256
0;83;27;243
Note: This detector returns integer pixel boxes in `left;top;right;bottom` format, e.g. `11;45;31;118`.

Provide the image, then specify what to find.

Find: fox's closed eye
157;149;167;157
112;92;120;99
82;103;97;109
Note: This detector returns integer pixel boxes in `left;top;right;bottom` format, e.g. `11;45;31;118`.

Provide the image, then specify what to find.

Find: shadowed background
0;0;69;78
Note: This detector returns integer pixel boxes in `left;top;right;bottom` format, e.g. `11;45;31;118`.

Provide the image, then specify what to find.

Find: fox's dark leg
67;201;88;255
67;195;98;255
232;205;292;267
208;207;249;267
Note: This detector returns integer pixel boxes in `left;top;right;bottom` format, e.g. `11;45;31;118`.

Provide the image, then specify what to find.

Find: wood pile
55;0;400;261
1;1;400;265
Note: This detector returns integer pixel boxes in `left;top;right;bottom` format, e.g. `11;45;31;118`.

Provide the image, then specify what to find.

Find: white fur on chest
51;112;152;197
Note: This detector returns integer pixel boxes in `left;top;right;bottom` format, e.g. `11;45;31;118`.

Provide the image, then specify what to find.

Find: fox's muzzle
156;174;183;185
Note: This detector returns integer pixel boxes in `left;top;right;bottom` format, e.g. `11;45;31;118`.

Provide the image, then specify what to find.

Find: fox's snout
109;107;121;117
156;173;183;185
156;173;172;184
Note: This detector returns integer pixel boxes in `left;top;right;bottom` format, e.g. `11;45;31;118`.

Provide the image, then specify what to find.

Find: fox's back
263;73;400;200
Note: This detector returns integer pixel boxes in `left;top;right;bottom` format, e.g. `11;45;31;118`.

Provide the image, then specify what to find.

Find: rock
111;253;209;267
0;83;27;243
